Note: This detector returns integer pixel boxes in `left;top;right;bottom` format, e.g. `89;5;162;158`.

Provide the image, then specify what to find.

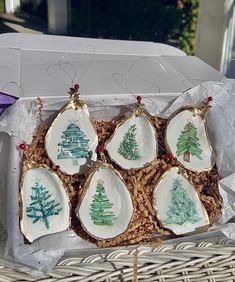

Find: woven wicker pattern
0;221;7;240
0;239;235;281
0;221;7;255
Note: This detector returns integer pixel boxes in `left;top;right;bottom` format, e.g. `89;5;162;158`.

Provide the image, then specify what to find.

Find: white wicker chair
0;238;235;281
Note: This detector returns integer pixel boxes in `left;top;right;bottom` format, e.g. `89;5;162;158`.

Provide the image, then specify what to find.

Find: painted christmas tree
57;122;90;166
89;180;116;226
118;124;141;160
26;181;62;229
164;178;201;225
176;121;203;162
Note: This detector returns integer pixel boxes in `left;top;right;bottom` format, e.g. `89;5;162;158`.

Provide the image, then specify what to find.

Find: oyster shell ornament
20;163;70;242
45;84;98;175
153;166;209;235
76;147;134;240
106;96;158;170
166;97;214;172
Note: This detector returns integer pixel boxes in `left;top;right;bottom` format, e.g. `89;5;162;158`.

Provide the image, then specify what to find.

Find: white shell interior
153;168;209;235
45;107;98;175
21;167;70;242
106;114;157;169
78;166;133;239
166;109;213;171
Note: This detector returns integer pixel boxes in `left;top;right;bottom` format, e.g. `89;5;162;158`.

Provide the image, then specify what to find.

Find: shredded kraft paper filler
1;79;235;277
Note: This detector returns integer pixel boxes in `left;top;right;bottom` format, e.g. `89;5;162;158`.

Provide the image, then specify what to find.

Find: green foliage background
0;0;4;12
18;0;199;54
71;0;199;55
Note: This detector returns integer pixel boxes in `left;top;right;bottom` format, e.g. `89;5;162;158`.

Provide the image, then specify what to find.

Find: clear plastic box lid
0;33;225;98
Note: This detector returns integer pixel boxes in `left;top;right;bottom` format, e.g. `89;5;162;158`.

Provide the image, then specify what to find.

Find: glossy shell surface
77;164;133;240
21;167;70;242
166;108;213;171
45;106;98;175
153;167;209;235
106;113;157;169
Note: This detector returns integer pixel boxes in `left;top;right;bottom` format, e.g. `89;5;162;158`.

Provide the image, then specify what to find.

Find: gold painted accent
135;102;144;116
178;166;186;175
99;152;107;163
19;162;71;243
165;105;215;172
97;179;104;186
68;87;86;110
105;106;158;170
152;166;210;236
197;100;212;119
44;90;98;176
76;161;135;240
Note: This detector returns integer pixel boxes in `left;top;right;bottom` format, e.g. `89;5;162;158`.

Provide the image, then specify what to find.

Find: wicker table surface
0;238;235;282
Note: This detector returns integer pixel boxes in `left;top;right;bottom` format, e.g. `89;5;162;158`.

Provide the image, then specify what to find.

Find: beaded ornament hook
98;146;107;163
135;95;144;116
163;96;214;174
68;83;84;109
69;83;80;98
198;96;213;119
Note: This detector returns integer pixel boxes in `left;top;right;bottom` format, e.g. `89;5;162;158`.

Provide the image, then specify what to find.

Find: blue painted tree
26;181;62;229
90;180;116;226
57;122;90;166
164;178;201;225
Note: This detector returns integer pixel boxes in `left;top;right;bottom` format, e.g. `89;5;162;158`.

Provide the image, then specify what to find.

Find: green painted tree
26;181;62;229
57;122;89;166
176;121;202;162
89;180;116;226
118;124;141;160
164;178;201;225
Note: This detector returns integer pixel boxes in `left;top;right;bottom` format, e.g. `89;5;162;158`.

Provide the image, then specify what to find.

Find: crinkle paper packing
1;79;235;276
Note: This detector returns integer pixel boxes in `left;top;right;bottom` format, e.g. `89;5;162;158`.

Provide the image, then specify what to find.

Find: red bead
74;84;80;90
98;146;105;153
166;153;173;160
136;96;142;103
19;143;26;150
208;96;213;102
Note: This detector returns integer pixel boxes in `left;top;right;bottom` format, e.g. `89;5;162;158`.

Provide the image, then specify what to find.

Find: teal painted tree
57;122;89;166
118;124;141;160
89;180;116;226
164;178;201;225
176;121;202;162
26;181;62;229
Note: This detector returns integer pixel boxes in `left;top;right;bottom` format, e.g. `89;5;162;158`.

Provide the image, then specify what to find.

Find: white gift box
0;33;227;276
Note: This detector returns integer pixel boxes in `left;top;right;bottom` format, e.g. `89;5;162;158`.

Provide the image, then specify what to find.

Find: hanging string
60;59;77;87
45;45;98;141
112;56;162;100
126;57;162;96
46;44;96;88
79;44;96;84
1;81;24;97
46;57;76;88
111;55;173;122
44;44;200;164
